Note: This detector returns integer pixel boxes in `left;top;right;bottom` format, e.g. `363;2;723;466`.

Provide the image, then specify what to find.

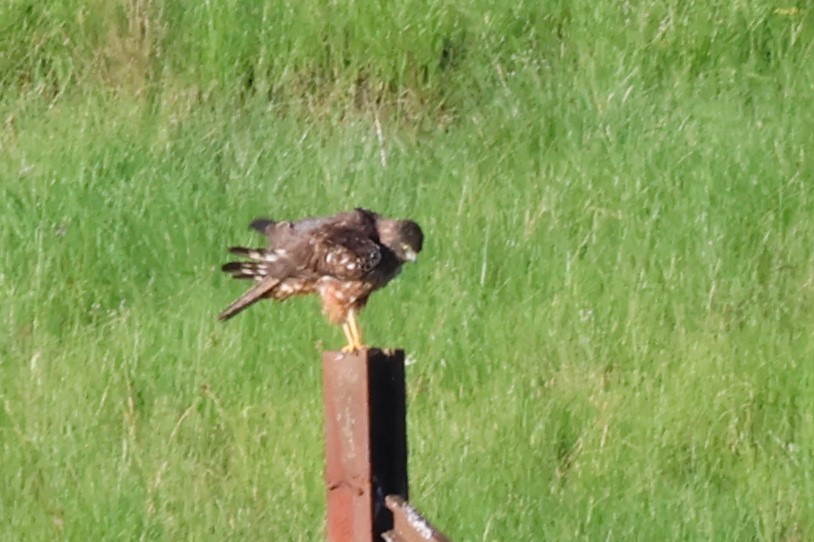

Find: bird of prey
219;208;424;352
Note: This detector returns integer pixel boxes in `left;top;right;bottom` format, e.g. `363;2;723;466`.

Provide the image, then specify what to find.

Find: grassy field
2;1;814;540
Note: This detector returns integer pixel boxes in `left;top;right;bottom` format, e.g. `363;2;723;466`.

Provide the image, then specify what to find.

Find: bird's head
379;219;424;263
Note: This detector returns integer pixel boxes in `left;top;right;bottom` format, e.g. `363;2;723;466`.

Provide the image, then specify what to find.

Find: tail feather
218;276;281;321
228;246;286;263
219;243;297;320
222;261;268;280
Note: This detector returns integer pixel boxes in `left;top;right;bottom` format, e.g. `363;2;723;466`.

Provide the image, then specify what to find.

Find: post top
323;347;405;360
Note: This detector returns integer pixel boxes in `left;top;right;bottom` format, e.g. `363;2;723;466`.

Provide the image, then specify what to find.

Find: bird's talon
340;342;367;354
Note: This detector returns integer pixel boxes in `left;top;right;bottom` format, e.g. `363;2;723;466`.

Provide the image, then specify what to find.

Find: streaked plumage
219;208;423;351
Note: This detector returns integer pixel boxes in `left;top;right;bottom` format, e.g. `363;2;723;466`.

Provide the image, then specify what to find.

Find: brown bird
219;208;424;351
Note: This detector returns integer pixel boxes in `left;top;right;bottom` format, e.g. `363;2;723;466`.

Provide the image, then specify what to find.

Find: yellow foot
340;339;367;353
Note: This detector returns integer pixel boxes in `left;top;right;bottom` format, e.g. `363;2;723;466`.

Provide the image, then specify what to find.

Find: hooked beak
404;248;418;262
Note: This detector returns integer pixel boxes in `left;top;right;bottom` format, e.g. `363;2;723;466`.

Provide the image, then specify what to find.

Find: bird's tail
218;275;281;321
218;246;291;321
222;247;274;280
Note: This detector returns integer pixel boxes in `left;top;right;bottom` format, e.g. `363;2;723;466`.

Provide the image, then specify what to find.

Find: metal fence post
322;348;408;542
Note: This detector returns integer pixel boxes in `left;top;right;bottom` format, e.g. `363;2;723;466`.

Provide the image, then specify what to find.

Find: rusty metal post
322;348;408;542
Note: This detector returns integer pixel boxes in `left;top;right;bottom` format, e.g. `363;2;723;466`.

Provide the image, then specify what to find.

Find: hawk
219;208;424;351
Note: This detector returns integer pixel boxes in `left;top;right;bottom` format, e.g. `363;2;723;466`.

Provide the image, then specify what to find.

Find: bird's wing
250;219;298;248
250;209;377;246
310;226;382;280
257;210;381;280
250;213;349;247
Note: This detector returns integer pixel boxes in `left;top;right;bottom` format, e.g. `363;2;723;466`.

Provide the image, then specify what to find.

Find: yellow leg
341;321;355;353
348;308;365;350
341;308;366;353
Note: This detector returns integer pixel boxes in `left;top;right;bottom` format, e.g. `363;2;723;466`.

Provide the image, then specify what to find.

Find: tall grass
2;1;814;540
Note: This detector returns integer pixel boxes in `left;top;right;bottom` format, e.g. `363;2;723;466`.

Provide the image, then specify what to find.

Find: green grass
2;0;814;540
